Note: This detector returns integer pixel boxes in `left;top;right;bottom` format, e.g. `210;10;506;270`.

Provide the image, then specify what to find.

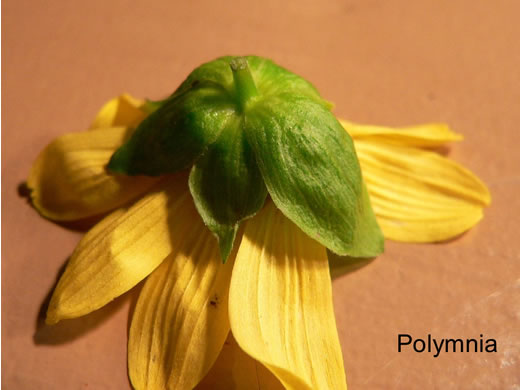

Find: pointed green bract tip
107;146;132;175
107;143;143;176
216;224;238;264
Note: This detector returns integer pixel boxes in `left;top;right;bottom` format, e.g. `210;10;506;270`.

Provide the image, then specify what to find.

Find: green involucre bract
108;55;383;261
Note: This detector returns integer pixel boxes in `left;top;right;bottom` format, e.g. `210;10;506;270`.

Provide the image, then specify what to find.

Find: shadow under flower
328;250;377;279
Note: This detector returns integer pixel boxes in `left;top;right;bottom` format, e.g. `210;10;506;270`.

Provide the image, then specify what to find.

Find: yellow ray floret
46;177;190;324
27;127;157;220
196;334;285;389
229;202;347;390
29;93;492;390
354;139;490;242
89;93;147;130
340;119;463;147
128;201;234;390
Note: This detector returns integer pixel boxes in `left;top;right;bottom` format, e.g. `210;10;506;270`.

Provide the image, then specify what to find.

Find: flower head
28;56;490;389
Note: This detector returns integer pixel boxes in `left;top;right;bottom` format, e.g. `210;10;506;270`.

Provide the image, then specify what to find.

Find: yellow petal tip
89;93;146;130
340;119;465;147
482;187;492;206
45;308;61;325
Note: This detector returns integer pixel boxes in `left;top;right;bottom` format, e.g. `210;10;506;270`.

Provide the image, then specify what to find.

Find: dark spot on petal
209;293;220;308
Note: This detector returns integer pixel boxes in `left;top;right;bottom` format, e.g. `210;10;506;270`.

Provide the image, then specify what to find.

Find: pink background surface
2;0;519;389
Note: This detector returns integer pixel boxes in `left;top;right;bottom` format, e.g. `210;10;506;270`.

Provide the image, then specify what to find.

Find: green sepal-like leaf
108;55;332;177
108;83;235;176
245;94;384;258
189;116;267;263
141;98;169;114
326;184;383;277
210;224;238;264
174;55;330;108
107;55;380;259
246;56;330;108
174;56;234;96
350;181;384;256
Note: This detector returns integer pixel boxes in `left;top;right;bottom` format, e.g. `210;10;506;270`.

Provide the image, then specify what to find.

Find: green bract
108;55;384;262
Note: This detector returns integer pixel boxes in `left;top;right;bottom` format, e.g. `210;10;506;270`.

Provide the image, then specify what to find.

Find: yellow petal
46;176;190;324
355;140;491;242
27;127;157;221
128;201;234;390
196;334;285;390
229;202;347;390
89;94;147;130
340;119;463;147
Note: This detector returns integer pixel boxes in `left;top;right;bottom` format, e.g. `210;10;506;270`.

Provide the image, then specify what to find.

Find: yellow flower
341;120;490;243
27;94;490;390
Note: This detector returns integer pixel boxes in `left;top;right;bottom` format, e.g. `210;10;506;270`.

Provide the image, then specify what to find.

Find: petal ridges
229;202;347;390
